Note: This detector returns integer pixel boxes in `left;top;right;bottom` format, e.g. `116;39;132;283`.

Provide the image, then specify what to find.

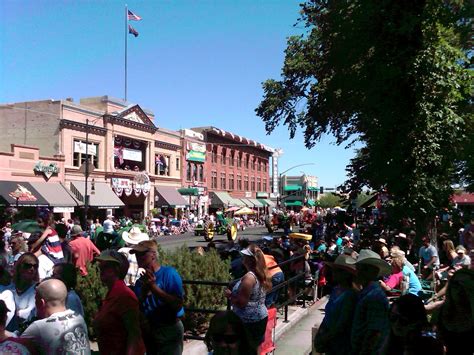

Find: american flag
128;10;142;21
129;25;139;37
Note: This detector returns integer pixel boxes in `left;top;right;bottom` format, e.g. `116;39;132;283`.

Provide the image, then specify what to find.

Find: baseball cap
130;240;158;254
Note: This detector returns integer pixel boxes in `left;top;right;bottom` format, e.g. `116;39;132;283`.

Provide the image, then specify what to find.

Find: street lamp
278;163;315;208
10;188;23;221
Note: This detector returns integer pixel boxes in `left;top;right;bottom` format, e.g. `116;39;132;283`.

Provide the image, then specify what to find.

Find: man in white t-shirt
22;279;90;354
102;215;116;234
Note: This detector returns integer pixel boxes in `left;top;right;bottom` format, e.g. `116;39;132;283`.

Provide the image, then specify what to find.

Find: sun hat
346;249;392;276
325;254;357;274
129;240;158;254
376;238;387;246
70;225;84;237
122;226;149;245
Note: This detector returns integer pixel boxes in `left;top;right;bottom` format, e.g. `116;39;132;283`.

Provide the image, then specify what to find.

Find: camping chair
260;307;278;355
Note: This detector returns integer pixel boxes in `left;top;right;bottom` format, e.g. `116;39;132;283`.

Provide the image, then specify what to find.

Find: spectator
204;311;253;355
7;253;39;332
21;279;90;354
225;244;271;354
94;250;145;355
348;249;391;354
262;249;284;307
27;233;54;281
419;237;440;279
7;235;26;272
52;263;84;318
315;254;358;355
437;268;474;355
388;294;443;355
451;245;471;268
54;223;73;264
0;300;33;354
32;217;64;264
380;250;422;296
131;240;184;355
118;227;148;286
69;225;100;276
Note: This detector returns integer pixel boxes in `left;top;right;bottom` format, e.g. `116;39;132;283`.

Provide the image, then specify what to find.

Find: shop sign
9;184;37;202
187;142;206;153
34;161;59;180
245;191;252;198
53;207;74;213
122;148;142;162
256;192;269;198
186;150;205;162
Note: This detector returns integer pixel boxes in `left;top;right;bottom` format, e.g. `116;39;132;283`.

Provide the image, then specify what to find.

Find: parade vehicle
265;213;293;233
288;232;312;241
195;212;238;242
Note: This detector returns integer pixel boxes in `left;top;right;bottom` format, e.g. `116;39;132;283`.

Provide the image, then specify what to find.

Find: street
156;226;272;251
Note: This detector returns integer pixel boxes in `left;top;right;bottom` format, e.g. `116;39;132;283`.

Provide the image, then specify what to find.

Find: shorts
244;317;268;349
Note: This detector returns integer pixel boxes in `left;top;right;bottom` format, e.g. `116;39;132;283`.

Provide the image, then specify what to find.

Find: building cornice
59;119;107;136
154;141;181;151
62;101;103;117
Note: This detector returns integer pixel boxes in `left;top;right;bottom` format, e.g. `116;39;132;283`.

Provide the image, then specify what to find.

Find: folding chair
260;307;278;355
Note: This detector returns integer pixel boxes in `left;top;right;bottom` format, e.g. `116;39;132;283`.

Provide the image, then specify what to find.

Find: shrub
75;262;107;339
159;245;231;334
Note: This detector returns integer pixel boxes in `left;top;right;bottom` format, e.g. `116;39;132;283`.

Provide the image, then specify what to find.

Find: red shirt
69;236;100;276
94;280;145;355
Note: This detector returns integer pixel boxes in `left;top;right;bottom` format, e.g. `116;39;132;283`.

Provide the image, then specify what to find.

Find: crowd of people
0;208;472;354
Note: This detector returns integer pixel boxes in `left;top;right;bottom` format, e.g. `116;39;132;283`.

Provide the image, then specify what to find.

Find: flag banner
128;10;142;21
128;25;139;37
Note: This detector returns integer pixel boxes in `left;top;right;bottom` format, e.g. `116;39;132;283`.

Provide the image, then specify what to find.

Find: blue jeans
265;271;285;307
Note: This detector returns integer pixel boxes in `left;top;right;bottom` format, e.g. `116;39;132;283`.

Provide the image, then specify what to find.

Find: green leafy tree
318;193;343;208
257;0;473;234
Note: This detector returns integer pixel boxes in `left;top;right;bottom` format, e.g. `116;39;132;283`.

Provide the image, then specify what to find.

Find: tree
318;193;343;208
257;0;473;233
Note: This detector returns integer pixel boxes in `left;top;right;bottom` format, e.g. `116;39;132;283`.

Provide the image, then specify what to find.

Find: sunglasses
22;263;39;270
212;334;240;344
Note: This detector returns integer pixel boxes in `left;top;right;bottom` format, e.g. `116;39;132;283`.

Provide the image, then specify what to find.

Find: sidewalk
183;297;328;354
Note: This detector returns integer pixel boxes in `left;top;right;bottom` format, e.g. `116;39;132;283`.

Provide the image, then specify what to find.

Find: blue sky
0;0;357;188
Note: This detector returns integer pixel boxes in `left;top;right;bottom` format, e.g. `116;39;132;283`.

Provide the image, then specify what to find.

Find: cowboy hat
122;226;149;245
325;254;357;274
346;249;392;276
375;238;387;246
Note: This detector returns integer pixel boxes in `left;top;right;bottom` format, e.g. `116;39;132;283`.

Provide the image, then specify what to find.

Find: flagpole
125;4;128;102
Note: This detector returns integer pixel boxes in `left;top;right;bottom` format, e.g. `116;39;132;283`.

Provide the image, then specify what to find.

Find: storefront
154;186;188;218
111;172;152;220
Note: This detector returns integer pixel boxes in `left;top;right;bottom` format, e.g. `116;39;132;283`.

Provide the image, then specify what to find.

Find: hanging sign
33;161;59;180
74;141;96;156
122;148;142;162
187;142;206;152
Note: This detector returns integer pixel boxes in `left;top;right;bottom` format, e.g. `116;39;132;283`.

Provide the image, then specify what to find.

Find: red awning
452;193;474;205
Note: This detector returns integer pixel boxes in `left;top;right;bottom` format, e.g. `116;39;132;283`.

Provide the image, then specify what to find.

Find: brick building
190;127;274;212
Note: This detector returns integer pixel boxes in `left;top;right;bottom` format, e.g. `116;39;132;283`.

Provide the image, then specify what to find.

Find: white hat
346;249;391;276
241;248;254;257
122;226;149;245
397;233;407;239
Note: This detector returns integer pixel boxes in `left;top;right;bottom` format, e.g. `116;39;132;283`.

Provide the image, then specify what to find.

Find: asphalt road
156;226;273;251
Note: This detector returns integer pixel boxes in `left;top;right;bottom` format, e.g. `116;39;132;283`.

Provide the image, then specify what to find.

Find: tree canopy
257;0;473;228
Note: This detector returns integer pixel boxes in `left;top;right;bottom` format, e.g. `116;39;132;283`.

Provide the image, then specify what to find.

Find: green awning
257;198;268;206
307;199;316;206
186;150;205;163
284;185;302;192
178;188;199;196
284;200;303;207
307;186;319;191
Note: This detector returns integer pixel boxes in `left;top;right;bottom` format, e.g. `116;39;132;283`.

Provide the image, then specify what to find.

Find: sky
0;0;358;188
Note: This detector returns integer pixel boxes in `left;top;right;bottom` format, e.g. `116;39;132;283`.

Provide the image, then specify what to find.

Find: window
257;177;261;192
263;162;267;172
252;158;256;171
230;151;235;167
192;164;198;181
114;136;146;171
245;154;250;169
212;146;218;164
220;173;226;190
251;177;255;191
155;154;170;176
237;152;242;168
257;160;261;172
244;176;249;191
221;148;226;165
186;162;192;181
263;179;267;192
237;175;242;190
229;174;234;190
73;140;99;169
199;165;204;182
211;171;218;189
176;157;180;171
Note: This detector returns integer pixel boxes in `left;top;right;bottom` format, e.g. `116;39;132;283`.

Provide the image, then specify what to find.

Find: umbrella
225;206;240;213
12;220;41;233
234;207;256;215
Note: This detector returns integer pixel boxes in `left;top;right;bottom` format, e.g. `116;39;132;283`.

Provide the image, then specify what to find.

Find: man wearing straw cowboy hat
346;249;391;355
118;226;149;286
